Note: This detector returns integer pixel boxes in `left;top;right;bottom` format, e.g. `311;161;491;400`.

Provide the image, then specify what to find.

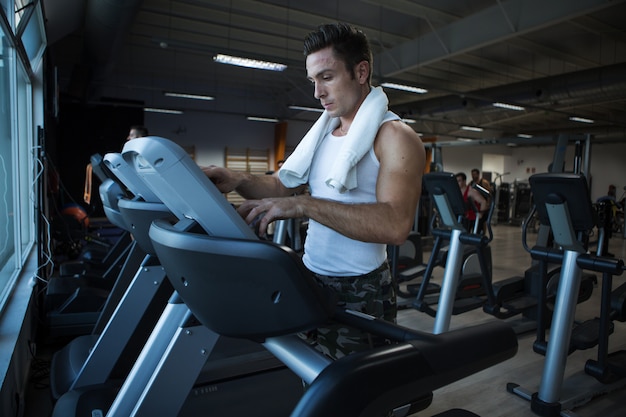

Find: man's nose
314;84;324;99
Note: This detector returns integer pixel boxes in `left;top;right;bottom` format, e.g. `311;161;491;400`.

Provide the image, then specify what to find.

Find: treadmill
64;136;519;417
52;150;303;417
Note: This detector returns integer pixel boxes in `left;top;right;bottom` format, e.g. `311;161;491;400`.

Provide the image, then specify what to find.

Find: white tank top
302;130;386;276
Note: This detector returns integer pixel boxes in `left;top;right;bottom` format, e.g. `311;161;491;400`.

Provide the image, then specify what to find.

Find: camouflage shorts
311;262;397;360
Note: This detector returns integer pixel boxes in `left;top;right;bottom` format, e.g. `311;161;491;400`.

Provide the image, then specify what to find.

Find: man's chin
325;108;338;117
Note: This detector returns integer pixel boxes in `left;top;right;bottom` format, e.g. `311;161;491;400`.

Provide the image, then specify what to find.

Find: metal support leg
130;321;219;417
433;228;465;334
72;258;169;389
106;297;199;417
535;249;582;405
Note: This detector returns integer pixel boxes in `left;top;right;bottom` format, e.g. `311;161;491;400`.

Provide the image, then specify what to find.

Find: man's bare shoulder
379;118;420;138
374;119;423;156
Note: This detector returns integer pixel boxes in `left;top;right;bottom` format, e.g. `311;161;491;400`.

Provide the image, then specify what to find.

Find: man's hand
201;165;241;194
238;196;307;237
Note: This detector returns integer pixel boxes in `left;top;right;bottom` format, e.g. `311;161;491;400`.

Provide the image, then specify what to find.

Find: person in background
126;125;149;141
469;168;491;233
470;168;491;195
596;184;620;257
457;172;487;233
203;22;425;360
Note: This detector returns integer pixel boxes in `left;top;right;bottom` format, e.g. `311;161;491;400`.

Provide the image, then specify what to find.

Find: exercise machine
411;171;594;336
136;136;517;416
404;134;599;337
42;151;161;338
49;152;172;400
52;150;305;417
43;169;141;338
65;136;519;417
391;181;493;306
57;153;133;275
508;173;626;416
407;172;497;333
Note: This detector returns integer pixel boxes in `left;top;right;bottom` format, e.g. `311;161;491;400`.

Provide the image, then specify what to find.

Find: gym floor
24;224;626;417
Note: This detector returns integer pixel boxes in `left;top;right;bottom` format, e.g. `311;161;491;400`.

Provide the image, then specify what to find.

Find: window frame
0;0;43;312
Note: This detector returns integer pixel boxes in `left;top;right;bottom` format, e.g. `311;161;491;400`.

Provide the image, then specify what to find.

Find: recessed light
247;116;280;123
288;105;324;113
144;107;183;114
164;92;214;101
460;126;483;132
381;82;427;94
493;102;525;111
214;54;287;71
569;116;594;124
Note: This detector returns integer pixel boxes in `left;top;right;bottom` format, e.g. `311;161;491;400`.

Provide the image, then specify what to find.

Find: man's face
306;46;365;119
471;171;479;182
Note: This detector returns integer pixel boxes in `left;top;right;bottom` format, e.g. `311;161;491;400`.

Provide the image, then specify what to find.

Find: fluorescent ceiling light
164;92;215;101
214;53;287;71
381;82;427;94
247;116;280;123
569;116;594;124
492;102;525;111
144;107;183;114
401;118;417;124
517;133;533;139
289;105;324;113
457;138;474;142
460;125;483;132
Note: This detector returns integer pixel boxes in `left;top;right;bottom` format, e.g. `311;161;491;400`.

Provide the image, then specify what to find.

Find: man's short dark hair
131;125;149;137
471;168;480;175
303;22;373;84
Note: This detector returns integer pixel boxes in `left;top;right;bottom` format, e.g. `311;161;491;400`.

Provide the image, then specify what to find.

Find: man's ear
356;61;369;84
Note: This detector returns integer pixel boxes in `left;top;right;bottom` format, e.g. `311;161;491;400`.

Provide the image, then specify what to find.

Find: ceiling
43;0;626;146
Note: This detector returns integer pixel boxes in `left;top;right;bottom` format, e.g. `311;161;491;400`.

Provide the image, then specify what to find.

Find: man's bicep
377;136;424;209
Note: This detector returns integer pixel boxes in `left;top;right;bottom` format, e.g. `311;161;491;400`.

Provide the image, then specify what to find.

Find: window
0;23;16;307
0;0;43;310
17;0;45;67
17;57;34;256
13;0;28;29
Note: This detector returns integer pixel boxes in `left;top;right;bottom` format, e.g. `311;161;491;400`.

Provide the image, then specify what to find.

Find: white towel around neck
278;86;398;193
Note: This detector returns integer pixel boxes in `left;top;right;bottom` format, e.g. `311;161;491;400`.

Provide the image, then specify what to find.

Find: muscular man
204;23;425;359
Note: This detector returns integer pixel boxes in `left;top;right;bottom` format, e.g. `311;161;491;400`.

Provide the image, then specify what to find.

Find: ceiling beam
375;0;621;77
361;0;459;24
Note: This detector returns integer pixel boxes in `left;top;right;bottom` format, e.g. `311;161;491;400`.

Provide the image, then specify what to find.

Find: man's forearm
300;196;413;246
235;172;296;199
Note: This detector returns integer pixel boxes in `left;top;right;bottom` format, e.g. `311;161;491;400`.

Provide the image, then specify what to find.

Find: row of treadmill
40;136;625;417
